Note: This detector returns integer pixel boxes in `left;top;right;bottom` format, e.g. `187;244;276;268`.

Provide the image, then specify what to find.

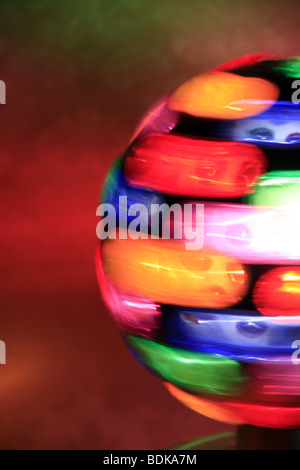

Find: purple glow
249;362;300;395
163;203;300;263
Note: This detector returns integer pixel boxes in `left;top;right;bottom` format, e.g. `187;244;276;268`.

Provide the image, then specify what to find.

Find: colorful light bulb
128;335;245;395
167;71;279;119
248;362;300;396
95;245;161;339
165;383;300;429
101;158;165;230
125;134;266;198
213;52;277;73
162;307;300;362
164;202;300;264
102;236;249;308
97;55;300;430
130;95;180;143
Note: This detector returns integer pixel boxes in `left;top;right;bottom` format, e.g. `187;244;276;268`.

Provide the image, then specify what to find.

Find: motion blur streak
166;203;300;263
102;237;249;308
168;71;279;118
166;383;300;428
128;336;245;395
125;134;266;198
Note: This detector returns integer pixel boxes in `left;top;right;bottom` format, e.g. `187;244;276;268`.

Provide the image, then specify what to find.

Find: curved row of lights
97;54;300;428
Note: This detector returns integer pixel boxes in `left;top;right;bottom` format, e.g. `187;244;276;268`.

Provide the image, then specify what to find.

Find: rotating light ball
96;53;300;429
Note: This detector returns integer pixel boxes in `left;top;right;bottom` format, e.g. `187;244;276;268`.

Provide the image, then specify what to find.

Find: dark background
0;0;299;449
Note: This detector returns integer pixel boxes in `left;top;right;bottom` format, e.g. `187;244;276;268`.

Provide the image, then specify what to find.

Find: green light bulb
128;335;245;396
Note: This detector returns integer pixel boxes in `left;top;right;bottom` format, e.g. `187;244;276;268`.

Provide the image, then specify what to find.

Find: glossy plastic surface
102;237;249;308
97;55;300;429
168;71;279;119
125;134;266;198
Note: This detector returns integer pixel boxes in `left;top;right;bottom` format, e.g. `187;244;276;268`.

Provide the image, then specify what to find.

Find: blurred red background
1;0;300;449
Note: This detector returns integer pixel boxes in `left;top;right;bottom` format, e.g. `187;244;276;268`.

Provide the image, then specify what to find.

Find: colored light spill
101;158;165;229
275;57;300;78
102;236;249;308
164;202;300;264
246;171;300;206
167;71;279;119
95;244;161;339
213;52;277;73
162;307;300;362
253;268;300;317
130;95;180;143
128;336;245;395
125;134;266;198
219;102;300;146
165;383;300;428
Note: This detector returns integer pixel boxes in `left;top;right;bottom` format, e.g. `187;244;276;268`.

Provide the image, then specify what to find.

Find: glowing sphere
96;54;300;429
